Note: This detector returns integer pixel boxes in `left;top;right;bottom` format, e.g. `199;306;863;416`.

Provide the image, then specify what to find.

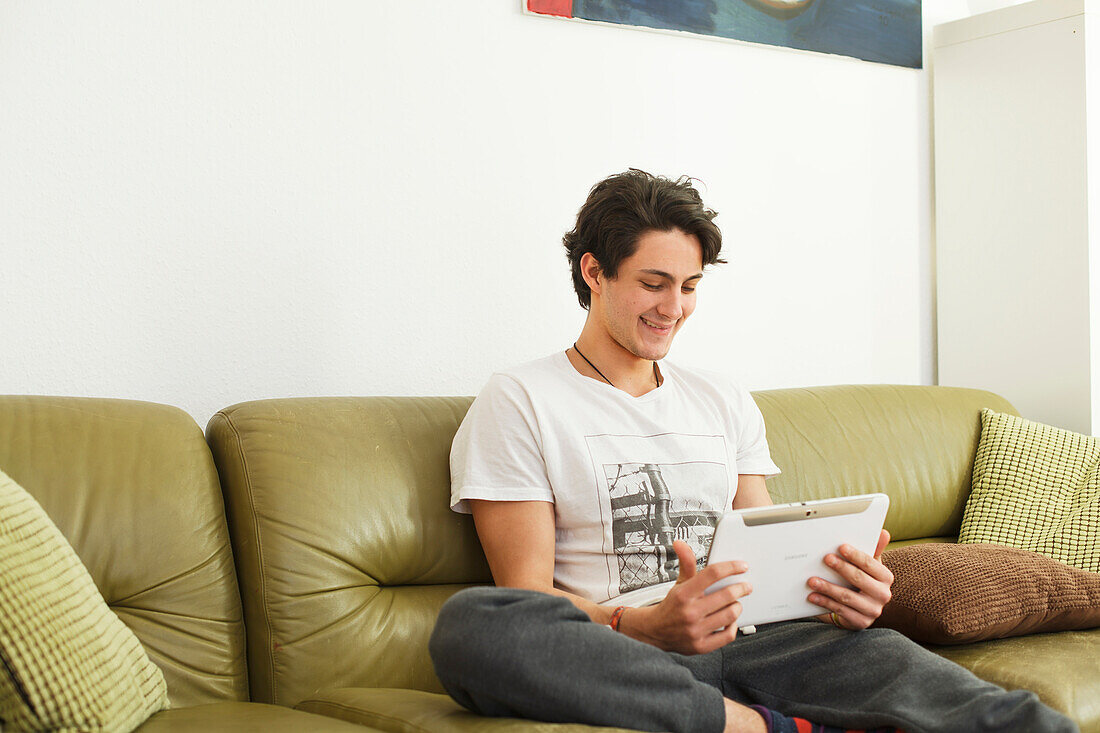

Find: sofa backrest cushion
207;397;488;707
0;396;249;707
754;385;1017;541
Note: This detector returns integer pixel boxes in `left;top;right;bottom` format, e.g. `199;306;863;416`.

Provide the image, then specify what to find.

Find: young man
429;170;1074;733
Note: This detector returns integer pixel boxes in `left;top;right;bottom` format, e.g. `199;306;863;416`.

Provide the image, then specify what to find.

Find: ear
580;252;603;297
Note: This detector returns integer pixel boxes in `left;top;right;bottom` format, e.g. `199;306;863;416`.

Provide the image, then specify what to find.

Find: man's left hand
807;529;894;630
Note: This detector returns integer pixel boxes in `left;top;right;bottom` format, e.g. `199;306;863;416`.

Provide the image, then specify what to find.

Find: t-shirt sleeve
733;382;782;478
449;373;555;514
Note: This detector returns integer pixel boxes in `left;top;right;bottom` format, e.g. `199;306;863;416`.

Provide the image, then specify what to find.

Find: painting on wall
525;0;922;69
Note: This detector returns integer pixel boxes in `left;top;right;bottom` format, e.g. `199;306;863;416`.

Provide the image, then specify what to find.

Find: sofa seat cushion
928;627;1100;731
295;688;640;732
135;701;381;731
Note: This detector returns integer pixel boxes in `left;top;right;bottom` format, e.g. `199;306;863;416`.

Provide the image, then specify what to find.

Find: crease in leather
835;389;872;466
215;409;278;705
264;585;461;702
108;550;231;607
298;700;431;733
763;399;836;496
280;580;381;599
280;585;384;648
132;634;240;687
113;607;247;670
260;515;381;586
113;603;242;631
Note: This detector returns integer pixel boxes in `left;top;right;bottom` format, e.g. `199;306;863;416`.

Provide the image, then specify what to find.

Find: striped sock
749;705;902;733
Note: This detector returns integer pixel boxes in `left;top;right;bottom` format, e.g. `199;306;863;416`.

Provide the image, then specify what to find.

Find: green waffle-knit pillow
960;409;1100;572
0;469;168;731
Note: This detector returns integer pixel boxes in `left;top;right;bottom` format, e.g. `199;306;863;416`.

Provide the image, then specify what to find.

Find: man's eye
682;287;696;294
642;282;661;290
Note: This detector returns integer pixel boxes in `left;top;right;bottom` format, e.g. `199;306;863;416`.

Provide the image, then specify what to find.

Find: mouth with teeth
641;316;675;334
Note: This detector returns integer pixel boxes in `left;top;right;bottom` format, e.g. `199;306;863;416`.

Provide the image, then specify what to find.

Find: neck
572;323;661;397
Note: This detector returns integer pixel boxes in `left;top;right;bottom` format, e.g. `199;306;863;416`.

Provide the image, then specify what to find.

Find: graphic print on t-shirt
605;461;726;593
585;433;731;599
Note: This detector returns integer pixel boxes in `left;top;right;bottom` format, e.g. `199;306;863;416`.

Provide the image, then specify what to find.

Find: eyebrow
639;269;704;282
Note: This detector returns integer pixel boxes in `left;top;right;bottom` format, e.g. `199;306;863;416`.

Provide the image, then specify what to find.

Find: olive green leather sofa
3;385;1097;731
0;396;376;732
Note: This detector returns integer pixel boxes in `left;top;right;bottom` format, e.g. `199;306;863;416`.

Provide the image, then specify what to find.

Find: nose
656;290;685;321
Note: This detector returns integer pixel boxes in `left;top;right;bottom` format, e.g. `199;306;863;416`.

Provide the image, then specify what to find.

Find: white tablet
703;493;890;627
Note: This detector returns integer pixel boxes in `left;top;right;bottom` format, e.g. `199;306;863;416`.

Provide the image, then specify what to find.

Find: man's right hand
619;540;752;654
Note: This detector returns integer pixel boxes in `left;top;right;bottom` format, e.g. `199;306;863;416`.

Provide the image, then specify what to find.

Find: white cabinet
934;0;1099;433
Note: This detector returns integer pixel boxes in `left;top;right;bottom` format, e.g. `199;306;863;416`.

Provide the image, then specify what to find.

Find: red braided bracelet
609;605;627;632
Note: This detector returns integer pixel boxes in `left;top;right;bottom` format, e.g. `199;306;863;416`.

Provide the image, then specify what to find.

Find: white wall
1;1;969;427
936;1;1093;434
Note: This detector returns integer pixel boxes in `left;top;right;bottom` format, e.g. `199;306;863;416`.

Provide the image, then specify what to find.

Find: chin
632;341;672;362
641;333;679;360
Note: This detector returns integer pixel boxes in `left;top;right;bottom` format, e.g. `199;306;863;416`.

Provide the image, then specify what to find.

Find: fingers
686;578;750;628
807;576;882;621
696;612;741;654
821;555;892;609
672;544;751;592
807;587;875;630
683;600;744;654
807;540;896;630
681;558;748;596
666;561;751;614
698;579;752;616
822;552;879;600
873;529;891;560
654;557;750;654
672;540;697;584
831;544;894;588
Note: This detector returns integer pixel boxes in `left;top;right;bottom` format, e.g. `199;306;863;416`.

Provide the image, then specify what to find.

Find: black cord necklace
572;342;659;390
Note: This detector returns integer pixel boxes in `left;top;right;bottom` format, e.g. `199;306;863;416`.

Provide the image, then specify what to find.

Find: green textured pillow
0;469;168;731
960;409;1100;572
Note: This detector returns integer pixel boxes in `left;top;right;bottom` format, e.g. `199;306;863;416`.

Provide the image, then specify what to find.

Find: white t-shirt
450;351;781;606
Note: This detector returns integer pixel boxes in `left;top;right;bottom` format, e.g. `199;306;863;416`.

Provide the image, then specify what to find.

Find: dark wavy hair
563;169;725;309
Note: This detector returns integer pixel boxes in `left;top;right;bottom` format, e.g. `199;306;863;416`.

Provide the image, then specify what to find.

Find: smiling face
591;228;704;362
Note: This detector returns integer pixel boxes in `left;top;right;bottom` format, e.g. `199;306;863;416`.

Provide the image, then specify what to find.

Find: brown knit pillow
872;543;1100;645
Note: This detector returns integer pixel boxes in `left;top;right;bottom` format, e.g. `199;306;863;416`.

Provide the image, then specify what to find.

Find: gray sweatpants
428;587;1077;733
